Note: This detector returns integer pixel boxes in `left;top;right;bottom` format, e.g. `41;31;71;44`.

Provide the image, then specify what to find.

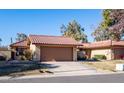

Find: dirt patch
83;60;124;72
8;69;54;78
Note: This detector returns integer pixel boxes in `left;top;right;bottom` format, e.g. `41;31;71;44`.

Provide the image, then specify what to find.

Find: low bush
24;49;32;60
16;49;32;61
77;51;87;61
21;56;27;60
0;53;6;61
92;57;98;61
93;55;106;60
17;56;27;61
77;55;87;60
0;56;6;61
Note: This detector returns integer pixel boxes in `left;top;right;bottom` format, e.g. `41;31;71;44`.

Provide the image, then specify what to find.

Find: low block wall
0;50;11;60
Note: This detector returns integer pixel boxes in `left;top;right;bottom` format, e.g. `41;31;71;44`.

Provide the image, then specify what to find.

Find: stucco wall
30;44;40;61
0;51;11;60
73;47;77;61
30;44;36;53
91;48;112;60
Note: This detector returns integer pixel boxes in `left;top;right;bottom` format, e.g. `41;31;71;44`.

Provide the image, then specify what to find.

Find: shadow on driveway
0;61;59;77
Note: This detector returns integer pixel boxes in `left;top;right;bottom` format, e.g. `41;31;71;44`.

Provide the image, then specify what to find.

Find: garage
40;47;73;61
29;35;80;61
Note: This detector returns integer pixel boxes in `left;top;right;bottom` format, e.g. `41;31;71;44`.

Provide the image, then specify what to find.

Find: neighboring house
10;35;81;61
79;40;124;60
0;47;11;60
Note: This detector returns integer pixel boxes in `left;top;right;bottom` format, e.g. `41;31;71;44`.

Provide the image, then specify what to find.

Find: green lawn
83;60;124;72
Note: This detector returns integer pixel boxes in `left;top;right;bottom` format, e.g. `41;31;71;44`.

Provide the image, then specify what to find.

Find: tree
60;20;88;42
16;33;27;42
101;9;113;29
92;10;112;41
92;9;124;41
91;25;110;41
108;9;124;41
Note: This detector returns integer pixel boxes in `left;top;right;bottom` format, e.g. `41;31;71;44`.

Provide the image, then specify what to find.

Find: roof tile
29;35;81;45
10;39;28;47
81;40;124;49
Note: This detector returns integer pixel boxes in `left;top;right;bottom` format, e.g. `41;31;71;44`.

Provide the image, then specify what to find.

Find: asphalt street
0;73;124;83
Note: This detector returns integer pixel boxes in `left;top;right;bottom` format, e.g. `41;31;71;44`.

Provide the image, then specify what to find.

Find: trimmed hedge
93;55;106;60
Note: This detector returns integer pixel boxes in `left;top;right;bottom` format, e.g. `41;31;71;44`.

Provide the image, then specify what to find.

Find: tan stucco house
10;35;124;61
10;35;81;61
79;40;124;60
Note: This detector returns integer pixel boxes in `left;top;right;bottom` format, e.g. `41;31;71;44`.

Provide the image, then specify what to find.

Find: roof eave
32;43;81;46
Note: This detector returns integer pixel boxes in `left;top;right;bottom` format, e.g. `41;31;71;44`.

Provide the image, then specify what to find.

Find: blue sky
0;9;102;46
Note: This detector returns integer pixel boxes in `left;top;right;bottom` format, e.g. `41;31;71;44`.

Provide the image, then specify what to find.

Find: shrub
93;55;106;60
24;49;32;60
0;56;6;61
77;54;87;60
92;57;98;61
17;56;21;60
0;53;6;61
17;55;27;61
78;56;87;60
21;56;27;60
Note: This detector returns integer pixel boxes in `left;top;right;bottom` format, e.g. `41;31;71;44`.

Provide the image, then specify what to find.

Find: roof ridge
29;34;80;45
29;34;71;38
90;40;111;44
113;40;124;42
10;39;27;46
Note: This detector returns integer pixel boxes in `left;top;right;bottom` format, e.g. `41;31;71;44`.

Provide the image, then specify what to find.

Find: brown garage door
40;47;73;61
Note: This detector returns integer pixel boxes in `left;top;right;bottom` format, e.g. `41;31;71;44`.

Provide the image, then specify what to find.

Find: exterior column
111;48;114;60
73;47;77;61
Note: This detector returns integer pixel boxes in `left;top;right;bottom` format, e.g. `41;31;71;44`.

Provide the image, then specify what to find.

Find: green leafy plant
93;55;106;60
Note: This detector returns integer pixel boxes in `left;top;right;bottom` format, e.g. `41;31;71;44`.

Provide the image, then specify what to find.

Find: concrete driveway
0;61;105;81
43;61;103;77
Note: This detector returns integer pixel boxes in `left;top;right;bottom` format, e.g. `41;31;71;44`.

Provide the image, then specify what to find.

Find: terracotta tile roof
29;35;81;46
10;39;29;48
80;40;124;49
112;41;124;46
